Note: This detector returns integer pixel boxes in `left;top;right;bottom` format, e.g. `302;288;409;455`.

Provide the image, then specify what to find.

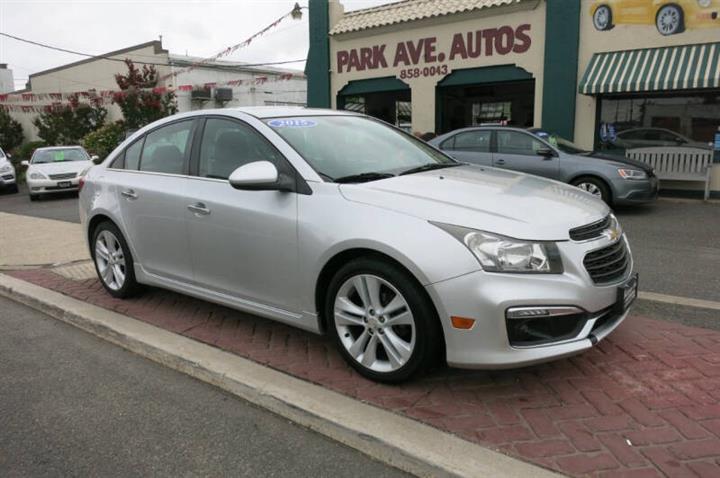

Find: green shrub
82;122;125;161
12;141;45;182
33;95;107;145
0;109;24;152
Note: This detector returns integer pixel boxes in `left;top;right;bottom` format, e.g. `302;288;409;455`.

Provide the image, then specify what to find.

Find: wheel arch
569;173;614;202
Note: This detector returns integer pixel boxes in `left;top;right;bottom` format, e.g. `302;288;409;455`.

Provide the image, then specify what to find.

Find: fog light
506;306;584;320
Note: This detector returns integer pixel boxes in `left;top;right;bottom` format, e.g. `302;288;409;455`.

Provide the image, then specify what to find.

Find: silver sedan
79;108;637;383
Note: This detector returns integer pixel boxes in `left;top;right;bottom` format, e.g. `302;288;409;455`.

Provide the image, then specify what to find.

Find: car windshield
32;148;89;164
266;116;456;182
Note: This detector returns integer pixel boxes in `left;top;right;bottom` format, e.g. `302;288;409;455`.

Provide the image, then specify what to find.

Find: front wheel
326;256;440;383
656;5;683;35
593;5;613;31
29;193;39;201
92;221;141;298
572;176;612;204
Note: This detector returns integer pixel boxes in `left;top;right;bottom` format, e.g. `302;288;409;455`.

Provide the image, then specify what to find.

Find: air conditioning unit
214;88;233;102
191;88;211;101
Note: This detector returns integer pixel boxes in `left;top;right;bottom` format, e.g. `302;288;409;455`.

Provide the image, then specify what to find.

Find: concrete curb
0;273;559;478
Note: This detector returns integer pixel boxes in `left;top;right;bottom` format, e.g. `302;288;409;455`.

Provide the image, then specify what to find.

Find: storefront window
338;90;412;131
599;92;719;152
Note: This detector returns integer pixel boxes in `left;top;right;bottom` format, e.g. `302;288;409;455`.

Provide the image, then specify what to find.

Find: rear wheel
326;256;440;383
572;176;611;204
92;221;141;298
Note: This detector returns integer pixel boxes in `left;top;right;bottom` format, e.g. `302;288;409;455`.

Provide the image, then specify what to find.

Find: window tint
139;120;193;174
452;131;491;152
198;118;286;180
123;139;143;170
496;131;546;156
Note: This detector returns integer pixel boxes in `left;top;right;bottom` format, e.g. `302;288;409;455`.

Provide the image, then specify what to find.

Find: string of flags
0;73;305;113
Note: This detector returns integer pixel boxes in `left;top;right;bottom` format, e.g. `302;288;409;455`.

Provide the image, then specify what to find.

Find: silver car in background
80;108;637;383
23;146;96;201
430;126;659;205
0;147;17;193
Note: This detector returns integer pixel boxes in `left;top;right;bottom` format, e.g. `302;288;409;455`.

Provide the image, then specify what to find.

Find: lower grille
506;313;587;347
570;215;610;241
1;174;13;180
49;172;76;180
583;239;629;285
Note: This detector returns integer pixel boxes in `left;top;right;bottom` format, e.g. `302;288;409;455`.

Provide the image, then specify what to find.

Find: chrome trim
506;306;584;319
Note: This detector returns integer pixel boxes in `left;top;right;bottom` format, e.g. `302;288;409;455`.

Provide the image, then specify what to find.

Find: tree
113;59;177;130
0;108;24;152
33;95;107;145
82;122;125;160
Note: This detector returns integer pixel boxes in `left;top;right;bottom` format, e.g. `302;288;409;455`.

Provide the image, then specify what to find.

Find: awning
579;42;720;95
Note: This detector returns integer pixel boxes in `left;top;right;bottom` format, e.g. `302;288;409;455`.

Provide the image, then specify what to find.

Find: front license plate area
616;273;638;313
57;181;71;188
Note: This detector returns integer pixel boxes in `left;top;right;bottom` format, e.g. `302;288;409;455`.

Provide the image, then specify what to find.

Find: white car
0;147;17;193
23;146;96;201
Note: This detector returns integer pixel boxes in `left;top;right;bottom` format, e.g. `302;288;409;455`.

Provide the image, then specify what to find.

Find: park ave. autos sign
336;24;532;79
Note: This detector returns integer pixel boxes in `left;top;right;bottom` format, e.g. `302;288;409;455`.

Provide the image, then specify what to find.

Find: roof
330;0;522;35
167;55;303;76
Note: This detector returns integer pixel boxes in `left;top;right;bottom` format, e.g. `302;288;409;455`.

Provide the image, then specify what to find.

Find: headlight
0;164;11;173
29;171;47;180
698;0;711;7
432;223;564;273
618;168;647;180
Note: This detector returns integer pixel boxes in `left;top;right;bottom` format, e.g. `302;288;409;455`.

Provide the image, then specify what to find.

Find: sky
0;0;390;91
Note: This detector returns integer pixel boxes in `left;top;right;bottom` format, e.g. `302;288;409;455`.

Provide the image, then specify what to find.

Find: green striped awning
579;42;720;95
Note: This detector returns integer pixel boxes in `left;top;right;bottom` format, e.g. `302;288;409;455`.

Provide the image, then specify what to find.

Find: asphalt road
1;183;718;301
0;296;408;478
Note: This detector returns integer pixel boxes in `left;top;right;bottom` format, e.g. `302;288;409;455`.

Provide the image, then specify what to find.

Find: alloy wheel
656;6;681;35
577;182;602;197
334;274;416;373
95;230;127;291
593;6;610;30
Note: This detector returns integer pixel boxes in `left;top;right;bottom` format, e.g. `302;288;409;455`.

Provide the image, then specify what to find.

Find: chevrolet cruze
79;108;637;383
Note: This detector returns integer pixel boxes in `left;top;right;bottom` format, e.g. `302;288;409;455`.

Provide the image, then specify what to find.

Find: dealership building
305;0;720;194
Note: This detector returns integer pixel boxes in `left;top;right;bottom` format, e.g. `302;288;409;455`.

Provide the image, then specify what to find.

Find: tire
91;221;141;298
325;256;441;383
571;176;612;204
593;5;613;31
29;194;39;201
9;184;18;194
656;5;683;35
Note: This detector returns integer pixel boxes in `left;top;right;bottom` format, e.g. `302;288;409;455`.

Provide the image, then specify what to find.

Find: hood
29;160;93;175
584;152;654;172
339;165;609;241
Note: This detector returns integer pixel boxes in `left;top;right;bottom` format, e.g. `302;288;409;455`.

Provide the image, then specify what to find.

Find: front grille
570;215;610;241
583;239;629;285
2;174;13;180
49;172;76;180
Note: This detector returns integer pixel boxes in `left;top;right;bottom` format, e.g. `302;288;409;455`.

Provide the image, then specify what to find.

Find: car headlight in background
29;171;48;180
698;0;711;8
618;169;647;180
0;164;12;173
432;223;564;273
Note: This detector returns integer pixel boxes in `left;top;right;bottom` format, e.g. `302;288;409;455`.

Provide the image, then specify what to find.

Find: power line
0;31;306;70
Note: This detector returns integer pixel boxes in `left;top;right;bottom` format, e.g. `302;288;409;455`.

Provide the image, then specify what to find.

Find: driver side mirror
228;161;294;192
21;160;29;168
536;148;556;159
91;154;101;164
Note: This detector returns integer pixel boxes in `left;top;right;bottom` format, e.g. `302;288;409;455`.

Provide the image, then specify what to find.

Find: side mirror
536;148;556;158
6;153;11;159
21;160;30;168
228;161;294;192
91;155;101;164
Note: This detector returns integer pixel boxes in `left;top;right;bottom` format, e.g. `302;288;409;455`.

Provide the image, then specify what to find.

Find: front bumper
26;177;80;194
426;235;634;369
612;176;659;204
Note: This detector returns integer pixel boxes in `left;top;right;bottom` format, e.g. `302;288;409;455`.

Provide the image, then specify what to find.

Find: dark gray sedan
430;127;658;205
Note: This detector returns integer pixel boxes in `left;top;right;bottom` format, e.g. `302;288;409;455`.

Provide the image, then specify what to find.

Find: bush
82;122;126;161
33;95;107;145
14;140;46;163
0;109;24;152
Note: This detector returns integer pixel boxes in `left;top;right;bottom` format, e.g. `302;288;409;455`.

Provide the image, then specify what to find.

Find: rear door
438;130;493;166
110;119;196;282
493;130;560;179
184;116;299;311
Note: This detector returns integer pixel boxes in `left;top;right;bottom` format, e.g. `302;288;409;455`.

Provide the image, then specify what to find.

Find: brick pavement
8;268;720;477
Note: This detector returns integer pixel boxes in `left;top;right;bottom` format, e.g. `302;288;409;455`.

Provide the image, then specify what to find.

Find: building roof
168;55;303;76
330;0;522;35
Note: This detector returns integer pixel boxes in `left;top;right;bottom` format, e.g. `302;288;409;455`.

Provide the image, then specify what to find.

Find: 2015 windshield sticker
268;119;317;128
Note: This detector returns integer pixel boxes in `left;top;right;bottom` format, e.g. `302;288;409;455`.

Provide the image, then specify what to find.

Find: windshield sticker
54;151;65;161
268;119;317;128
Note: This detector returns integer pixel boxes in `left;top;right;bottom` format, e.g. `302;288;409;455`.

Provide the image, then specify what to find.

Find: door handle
187;202;211;216
121;189;138;200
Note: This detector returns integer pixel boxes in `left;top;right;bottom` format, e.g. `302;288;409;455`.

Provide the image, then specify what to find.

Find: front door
185;117;299;311
492;130;560;179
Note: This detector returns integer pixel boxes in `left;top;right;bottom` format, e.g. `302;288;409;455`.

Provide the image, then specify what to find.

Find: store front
306;0;720;194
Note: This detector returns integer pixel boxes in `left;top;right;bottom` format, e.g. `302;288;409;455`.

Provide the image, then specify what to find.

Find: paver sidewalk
8;267;720;478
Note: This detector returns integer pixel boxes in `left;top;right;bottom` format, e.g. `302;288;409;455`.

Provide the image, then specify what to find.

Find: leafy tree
82;122;125;160
33;95;107;145
0;108;24;152
113;59;177;130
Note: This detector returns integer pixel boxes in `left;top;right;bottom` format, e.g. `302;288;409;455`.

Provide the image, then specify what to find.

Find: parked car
80;108;637;383
22;146;97;201
0;147;18;194
430;126;658;205
590;0;720;36
613;127;711;150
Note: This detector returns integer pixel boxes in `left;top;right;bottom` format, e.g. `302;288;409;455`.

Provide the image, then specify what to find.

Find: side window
121;139;143;170
496;131;546;156
198;118;287;180
139;120;193;175
439;136;455;150
453;131;491;152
